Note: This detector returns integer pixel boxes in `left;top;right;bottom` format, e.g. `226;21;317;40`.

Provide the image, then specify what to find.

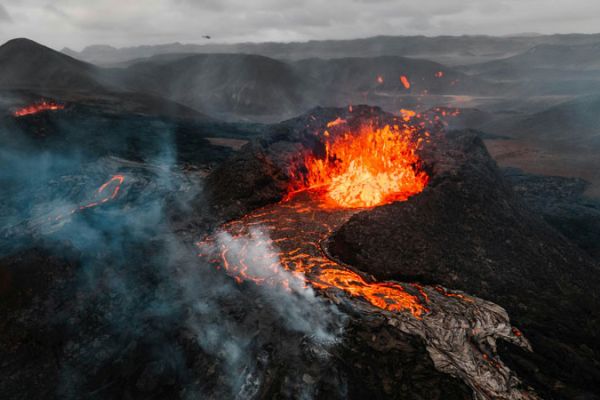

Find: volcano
0;38;103;91
203;105;600;399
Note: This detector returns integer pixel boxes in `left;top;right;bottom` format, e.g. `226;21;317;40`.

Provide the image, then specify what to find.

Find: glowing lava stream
51;174;125;222
13;101;65;117
196;117;536;399
198;190;429;318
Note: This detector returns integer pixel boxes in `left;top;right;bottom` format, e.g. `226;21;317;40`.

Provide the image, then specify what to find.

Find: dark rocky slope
0;38;103;91
328;131;600;399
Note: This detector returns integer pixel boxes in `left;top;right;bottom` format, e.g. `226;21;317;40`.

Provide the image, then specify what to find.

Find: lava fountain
13;101;65;117
286;120;428;208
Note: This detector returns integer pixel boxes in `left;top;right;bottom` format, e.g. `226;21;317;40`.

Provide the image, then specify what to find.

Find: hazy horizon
2;0;600;51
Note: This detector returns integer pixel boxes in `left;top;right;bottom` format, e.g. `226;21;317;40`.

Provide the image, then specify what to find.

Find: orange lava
400;75;411;89
79;174;125;210
13;101;65;117
287;121;428;209
198;191;429;318
51;175;125;222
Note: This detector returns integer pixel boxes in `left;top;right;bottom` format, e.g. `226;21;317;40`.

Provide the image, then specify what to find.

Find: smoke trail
213;227;345;344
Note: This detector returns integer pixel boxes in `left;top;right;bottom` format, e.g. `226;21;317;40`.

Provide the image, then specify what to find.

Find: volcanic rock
204;105;412;221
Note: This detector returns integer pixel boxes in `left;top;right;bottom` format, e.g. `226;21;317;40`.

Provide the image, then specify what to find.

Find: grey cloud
0;5;12;22
1;0;600;49
43;4;71;20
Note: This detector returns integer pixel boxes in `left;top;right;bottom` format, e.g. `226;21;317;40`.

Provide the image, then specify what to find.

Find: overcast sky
1;0;600;50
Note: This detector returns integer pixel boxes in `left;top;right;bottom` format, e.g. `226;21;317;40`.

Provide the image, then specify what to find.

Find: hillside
293;56;494;97
0;38;104;91
63;33;600;66
483;94;600;148
116;53;315;120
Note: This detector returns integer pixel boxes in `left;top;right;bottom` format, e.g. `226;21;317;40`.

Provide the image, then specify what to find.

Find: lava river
198;190;428;317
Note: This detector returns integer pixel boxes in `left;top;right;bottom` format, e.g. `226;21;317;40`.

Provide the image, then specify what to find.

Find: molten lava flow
78;174;125;211
198;117;432;318
288;122;428;209
51;175;125;222
13;101;65;117
197;191;429;318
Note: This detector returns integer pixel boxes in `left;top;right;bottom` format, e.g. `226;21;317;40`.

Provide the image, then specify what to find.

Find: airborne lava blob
287;121;428;208
13;101;65;117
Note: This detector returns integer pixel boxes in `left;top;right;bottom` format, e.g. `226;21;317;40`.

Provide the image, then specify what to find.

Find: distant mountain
62;34;600;67
293;56;494;96
0;38;104;91
480;43;600;72
115;53;316;120
482;94;600;149
109;53;498;121
454;41;600;98
0;39;212;120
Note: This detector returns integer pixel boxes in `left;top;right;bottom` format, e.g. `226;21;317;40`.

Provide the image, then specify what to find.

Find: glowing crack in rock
50;174;125;223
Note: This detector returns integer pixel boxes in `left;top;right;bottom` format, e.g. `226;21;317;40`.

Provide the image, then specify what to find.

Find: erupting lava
287;121;428;208
13;101;65;117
